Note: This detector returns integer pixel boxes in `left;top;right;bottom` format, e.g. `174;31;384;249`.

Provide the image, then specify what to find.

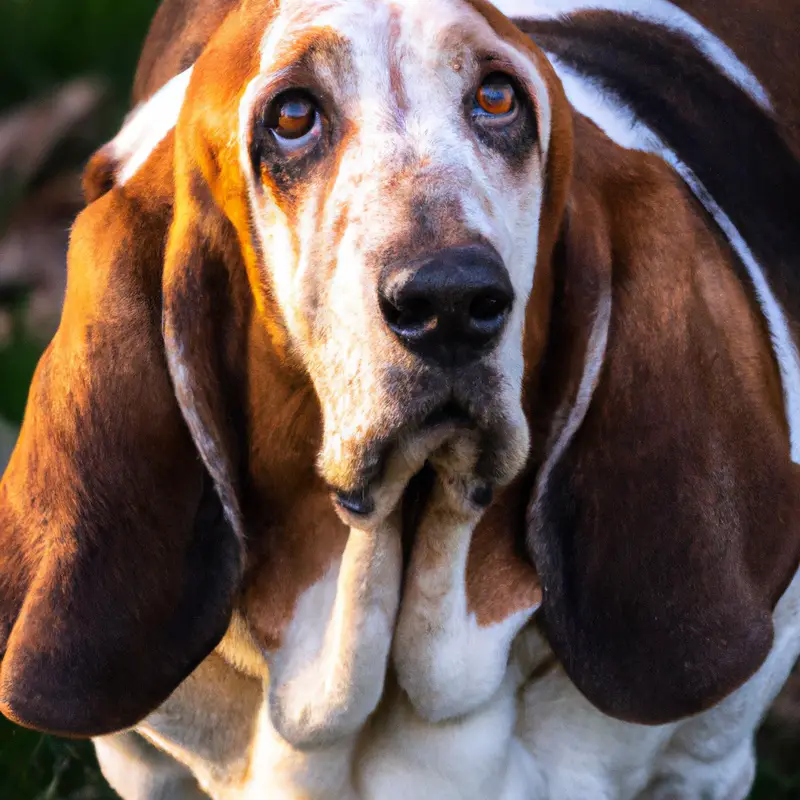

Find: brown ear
529;141;800;725
161;180;252;553
0;145;242;737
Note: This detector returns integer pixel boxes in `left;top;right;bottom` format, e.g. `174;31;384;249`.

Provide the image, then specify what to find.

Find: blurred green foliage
0;0;158;113
0;305;42;424
0;0;160;423
0;721;115;799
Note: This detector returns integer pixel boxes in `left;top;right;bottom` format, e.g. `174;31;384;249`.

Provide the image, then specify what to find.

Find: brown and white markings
1;0;800;799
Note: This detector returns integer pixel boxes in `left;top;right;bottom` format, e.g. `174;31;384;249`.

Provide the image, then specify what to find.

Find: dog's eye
267;92;321;150
474;74;518;122
274;95;316;138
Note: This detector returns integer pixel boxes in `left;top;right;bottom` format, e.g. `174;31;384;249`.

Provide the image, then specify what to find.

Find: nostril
398;297;437;331
469;291;510;324
380;295;437;337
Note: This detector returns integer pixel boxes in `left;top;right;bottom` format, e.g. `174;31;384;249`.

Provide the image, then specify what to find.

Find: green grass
0;310;42;424
0;717;115;800
0;0;160;424
752;719;800;800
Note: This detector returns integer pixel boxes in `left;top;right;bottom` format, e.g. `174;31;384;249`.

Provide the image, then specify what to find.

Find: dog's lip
421;398;473;430
331;397;474;489
326;387;489;528
333;488;375;517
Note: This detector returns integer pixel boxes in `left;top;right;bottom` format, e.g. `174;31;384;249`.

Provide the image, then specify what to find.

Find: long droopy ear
0;140;241;737
529;130;800;725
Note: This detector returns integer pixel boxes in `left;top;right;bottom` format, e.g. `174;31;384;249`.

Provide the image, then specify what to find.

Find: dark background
0;1;797;797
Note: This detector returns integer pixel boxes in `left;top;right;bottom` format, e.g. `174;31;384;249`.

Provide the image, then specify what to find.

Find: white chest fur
120;562;800;800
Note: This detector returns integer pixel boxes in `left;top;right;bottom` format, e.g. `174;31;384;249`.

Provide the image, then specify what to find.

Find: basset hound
2;0;800;798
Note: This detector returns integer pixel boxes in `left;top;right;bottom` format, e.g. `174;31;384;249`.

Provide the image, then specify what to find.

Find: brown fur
675;0;800;156
0;136;241;736
133;0;243;104
529;116;800;723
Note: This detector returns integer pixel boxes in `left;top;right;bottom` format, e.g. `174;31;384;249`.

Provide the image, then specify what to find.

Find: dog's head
168;0;569;519
2;0;799;739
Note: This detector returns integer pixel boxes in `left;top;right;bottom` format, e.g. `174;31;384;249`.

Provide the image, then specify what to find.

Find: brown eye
475;75;517;118
270;93;318;141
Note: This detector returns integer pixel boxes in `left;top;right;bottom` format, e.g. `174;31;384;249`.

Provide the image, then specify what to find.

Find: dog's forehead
239;0;553;165
260;0;529;79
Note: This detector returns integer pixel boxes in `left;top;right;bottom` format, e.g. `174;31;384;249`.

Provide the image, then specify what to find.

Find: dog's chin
319;375;530;530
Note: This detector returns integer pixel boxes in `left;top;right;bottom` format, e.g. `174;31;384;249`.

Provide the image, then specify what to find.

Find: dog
2;0;799;797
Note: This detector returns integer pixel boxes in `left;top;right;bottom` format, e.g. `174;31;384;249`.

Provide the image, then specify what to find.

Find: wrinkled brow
436;23;511;63
265;26;352;78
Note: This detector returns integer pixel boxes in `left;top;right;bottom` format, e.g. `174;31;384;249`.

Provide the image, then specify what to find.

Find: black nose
378;244;514;366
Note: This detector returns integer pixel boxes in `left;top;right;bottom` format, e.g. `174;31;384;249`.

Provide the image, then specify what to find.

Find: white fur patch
111;67;193;184
267;522;402;748
394;470;540;723
489;0;772;111
358;673;536;800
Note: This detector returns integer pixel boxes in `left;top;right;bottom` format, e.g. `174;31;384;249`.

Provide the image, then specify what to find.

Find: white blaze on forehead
489;0;772;112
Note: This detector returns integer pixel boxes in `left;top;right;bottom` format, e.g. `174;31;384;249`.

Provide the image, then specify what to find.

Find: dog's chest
209;652;673;800
142;562;800;800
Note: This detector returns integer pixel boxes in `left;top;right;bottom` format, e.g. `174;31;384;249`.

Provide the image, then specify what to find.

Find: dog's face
237;0;553;509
